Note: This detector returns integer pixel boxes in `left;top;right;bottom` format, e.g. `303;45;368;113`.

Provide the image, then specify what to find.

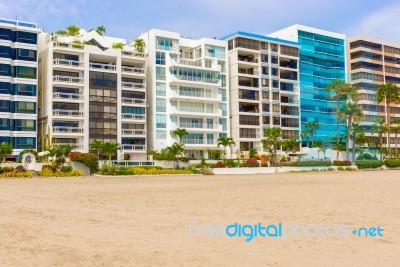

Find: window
205;45;225;59
273;117;280;125
240;128;257;138
350;40;381;50
15;101;35;114
0;118;10;130
156;98;166;112
156;51;165;65
0;64;11;76
156;37;174;51
156;67;166;81
239;115;259;126
0;46;11;59
121;107;145;114
15;66;36;79
239;89;259;100
16;49;37;61
280;45;298;57
14;137;36;149
156;114;166;128
384;45;400;55
0;82;11;94
156;82;166;96
271;44;278;52
16;31;37;45
0;100;10;112
351;62;382;71
15;119;35;131
156;130;166;139
235;37;259;50
16;84;36;96
351;72;383;82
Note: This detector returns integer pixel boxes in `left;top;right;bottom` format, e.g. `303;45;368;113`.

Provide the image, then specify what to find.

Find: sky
1;0;400;43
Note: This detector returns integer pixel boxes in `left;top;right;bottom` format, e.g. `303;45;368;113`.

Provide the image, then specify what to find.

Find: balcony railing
238;56;258;63
53;126;84;133
122;145;146;151
53;75;84;84
121;114;146;120
122;129;146;135
178;122;220;129
173;75;219;84
173;106;217;114
53;143;84;150
53;109;83;117
121;51;145;58
89;63;117;71
174;90;216;99
54;41;84;50
53;92;84;100
121;82;145;89
121;66;145;74
53;59;82;67
121;97;146;105
182;139;215;145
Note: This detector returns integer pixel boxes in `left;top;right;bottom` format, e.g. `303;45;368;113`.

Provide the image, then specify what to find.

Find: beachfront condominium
0;18;40;157
38;29;147;160
347;36;400;147
271;25;347;145
139;29;229;159
222;31;301;153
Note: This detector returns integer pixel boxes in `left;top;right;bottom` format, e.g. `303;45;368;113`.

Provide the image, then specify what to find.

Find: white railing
121;66;145;74
175;90;215;99
121;114;146;120
100;160;154;167
122;129;146;135
53;127;84;133
174;106;216;114
122;145;146;151
53;92;83;100
121;97;146;105
53;59;82;67
53;143;84;150
53;75;84;84
54;41;84;50
182;139;216;145
178;122;219;129
89;63;117;71
121;51;145;58
122;82;145;89
53;109;83;117
174;75;219;84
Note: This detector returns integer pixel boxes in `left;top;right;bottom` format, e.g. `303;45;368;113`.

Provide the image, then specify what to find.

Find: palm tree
304;121;320;147
133;38;146;53
168;142;185;168
90;140;104;158
171;128;189;144
338;102;364;161
281;139;300;161
96;26;106;35
0;142;13;163
102;142;121;160
66;25;80;36
371;118;388;160
301;129;311;148
325;80;357;150
391;120;400;158
351;124;365;163
217;136;235;159
261;127;282;166
377;83;400;148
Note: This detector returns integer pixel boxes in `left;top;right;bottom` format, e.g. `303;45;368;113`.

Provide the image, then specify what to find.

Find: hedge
333;160;351;166
384;159;400;168
355;160;384;169
298;160;332;167
70;152;99;174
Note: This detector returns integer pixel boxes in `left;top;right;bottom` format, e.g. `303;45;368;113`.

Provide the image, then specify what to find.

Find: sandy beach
1;171;399;266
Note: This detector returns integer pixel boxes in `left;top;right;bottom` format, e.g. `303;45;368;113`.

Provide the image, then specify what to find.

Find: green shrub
225;159;237;168
70;152;99;174
327;167;334;171
199;165;213;175
355;160;384;169
357;153;377;160
333;160;351;166
61;166;73;173
278;162;299;167
0;165;32;178
384;159;400;168
245;157;259;167
299;160;332;167
38;169;83;177
337;167;344;171
214;161;226;168
131;167;193;175
345;167;354;171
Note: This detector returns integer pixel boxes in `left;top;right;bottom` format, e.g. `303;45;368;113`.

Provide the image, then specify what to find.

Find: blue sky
1;0;400;42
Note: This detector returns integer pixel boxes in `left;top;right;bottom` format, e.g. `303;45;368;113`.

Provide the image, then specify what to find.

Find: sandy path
0;171;399;266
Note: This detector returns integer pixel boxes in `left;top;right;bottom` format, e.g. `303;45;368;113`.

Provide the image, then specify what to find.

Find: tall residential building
347;36;400;147
271;25;347;144
38;29;147;160
0;18;40;156
222;31;300;152
140;29;229;159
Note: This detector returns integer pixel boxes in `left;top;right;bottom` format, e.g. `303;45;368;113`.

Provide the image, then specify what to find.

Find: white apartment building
222;31;301;153
140;29;229;159
38;29;147;160
0;18;40;157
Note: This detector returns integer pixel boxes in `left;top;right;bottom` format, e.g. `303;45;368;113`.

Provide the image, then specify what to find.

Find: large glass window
16;31;37;45
156;98;166;112
15;66;36;79
0;64;11;77
14;137;36;149
15;101;35;114
156;51;165;65
156;67;166;81
156;114;166;128
156;82;166;96
15;119;36;131
156;130;166;139
205;45;225;59
16;48;37;61
121;106;145;114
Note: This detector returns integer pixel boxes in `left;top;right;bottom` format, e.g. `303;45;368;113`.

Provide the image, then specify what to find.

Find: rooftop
220;31;299;46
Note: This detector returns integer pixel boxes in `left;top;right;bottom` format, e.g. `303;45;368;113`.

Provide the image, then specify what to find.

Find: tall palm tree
325;80;357;150
102;142;121;160
371;118;388;161
391;119;400;158
217;136;235;159
96;26;106;36
350;124;365;163
261;127;282;166
377;83;400;148
301;129;311;148
133;38;146;53
66;25;80;36
168;142;185;168
281;139;300;161
171;128;189;144
304;121;320;147
338;102;364;161
90;139;104;158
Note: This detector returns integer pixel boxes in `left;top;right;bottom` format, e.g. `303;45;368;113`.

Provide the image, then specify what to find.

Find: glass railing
121;97;146;105
121;82;145;89
122;145;146;151
53;92;83;100
121;114;146;120
122;66;145;74
53;59;82;67
53;109;83;117
174;75;219;84
53;127;83;133
122;129;146;135
89;63;117;71
53;75;84;84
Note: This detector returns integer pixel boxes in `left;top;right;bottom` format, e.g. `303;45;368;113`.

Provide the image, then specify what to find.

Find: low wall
71;161;91;176
214;166;334;175
0;163;44;171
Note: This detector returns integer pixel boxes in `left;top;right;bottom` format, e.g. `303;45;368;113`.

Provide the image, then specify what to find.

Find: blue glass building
271;25;347;144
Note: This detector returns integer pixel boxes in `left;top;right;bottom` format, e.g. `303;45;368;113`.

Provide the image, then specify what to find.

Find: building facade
271;25;347;144
140;29;229;159
0;18;39;156
222;32;300;153
347;36;400;147
38;29;147;160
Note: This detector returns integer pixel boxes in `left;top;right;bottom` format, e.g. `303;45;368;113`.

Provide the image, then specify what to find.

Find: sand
0;171;400;266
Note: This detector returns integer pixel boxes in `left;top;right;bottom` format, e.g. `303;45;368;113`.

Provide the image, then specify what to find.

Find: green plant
345;167;354;171
38;169;83;177
95;25;106;35
298;160;332;167
245;157;259;167
333;160;351;166
384;159;400;168
72;39;83;48
90;140;104;158
172;128;189;144
357;152;377;160
112;42;125;49
377;83;400;147
261;127;282;166
133;38;146;53
17;149;38;163
278;162;299;167
249;148;257;158
61;166;73;173
70;152;99;174
337;167;344;171
199;165;214;175
225;159;237;168
102;142;121;160
355;160;384;169
217;136;235;159
304;121;320;147
0;142;13;162
0;166;32;178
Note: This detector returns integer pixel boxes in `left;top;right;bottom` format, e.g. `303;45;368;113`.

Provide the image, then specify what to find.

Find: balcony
172;122;222;131
170;89;219;101
121;82;145;90
53;126;84;134
53;143;84;150
53;41;84;50
53;92;84;101
182;139;216;145
122;144;146;151
170;106;222;116
238;55;258;64
121;50;145;59
170;74;221;87
53;59;83;68
53;75;84;84
53;109;84;118
121;66;145;75
89;63;117;71
121;114;146;121
170;58;221;72
121;97;146;105
122;129;146;136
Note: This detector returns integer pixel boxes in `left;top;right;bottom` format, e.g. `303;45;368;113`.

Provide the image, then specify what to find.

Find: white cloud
345;2;400;42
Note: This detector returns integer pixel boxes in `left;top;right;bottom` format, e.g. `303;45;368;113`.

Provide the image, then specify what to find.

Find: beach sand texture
1;171;399;266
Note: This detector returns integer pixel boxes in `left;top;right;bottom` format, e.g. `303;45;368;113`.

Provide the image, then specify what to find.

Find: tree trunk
274;147;277;166
336;100;339;160
388;113;391;158
352;128;356;163
346;120;350;161
380;133;383;161
306;138;309;148
396;132;398;158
